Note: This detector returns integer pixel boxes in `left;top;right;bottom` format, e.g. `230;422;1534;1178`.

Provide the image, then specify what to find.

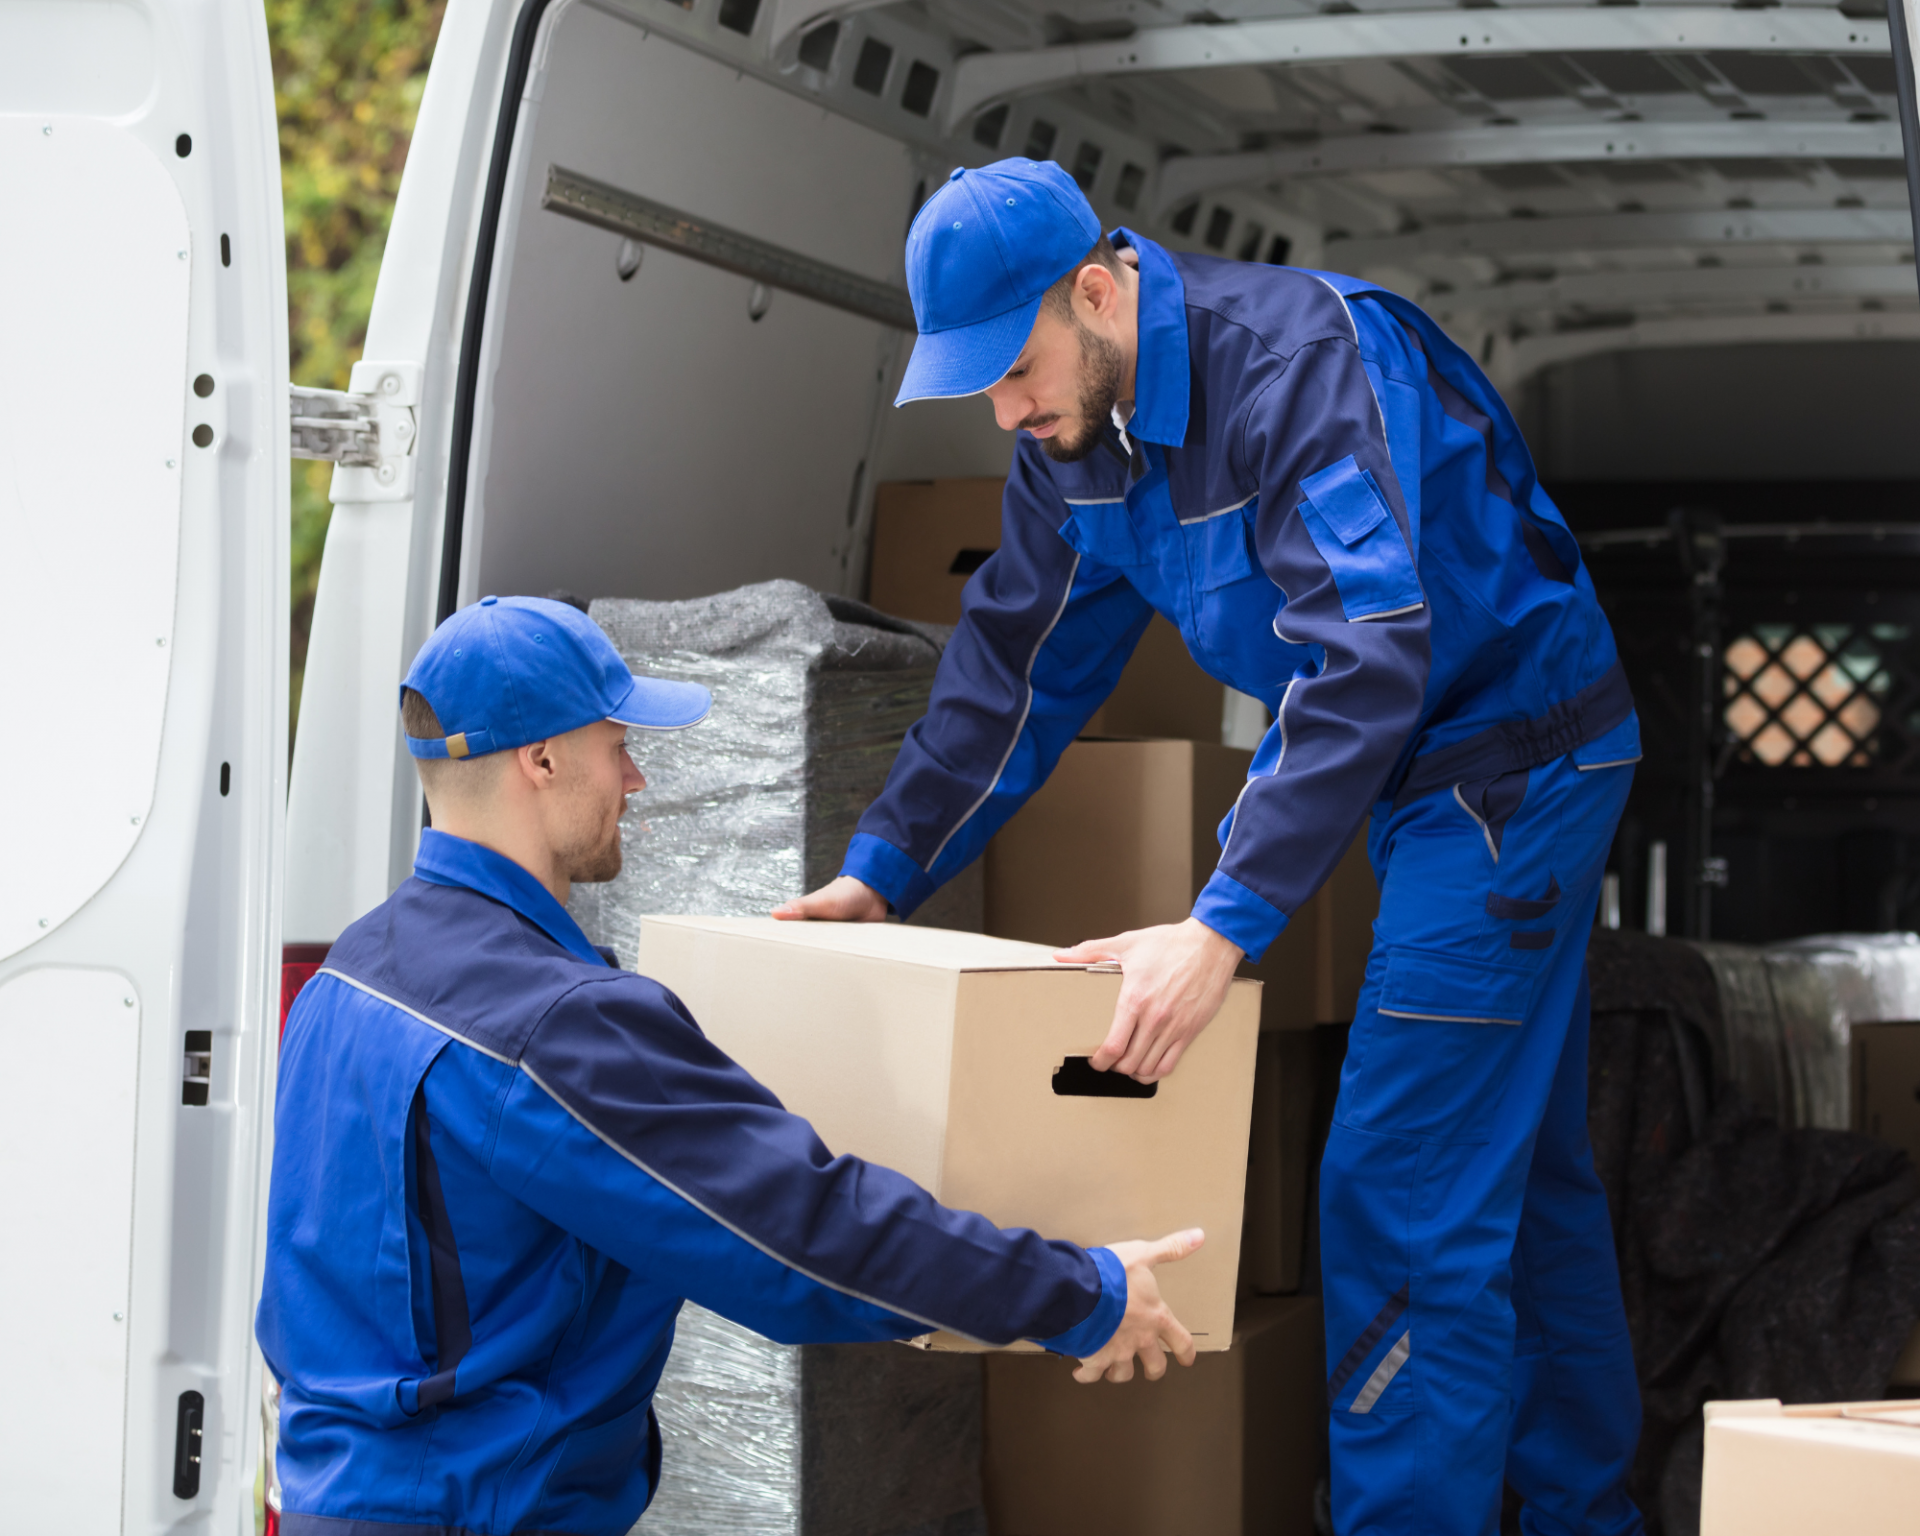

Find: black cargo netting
1722;622;1906;768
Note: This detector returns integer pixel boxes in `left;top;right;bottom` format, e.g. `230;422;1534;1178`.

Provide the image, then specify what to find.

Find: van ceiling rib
1155;120;1906;214
945;6;1891;128
1331;209;1916;268
1430;262;1918;321
1494;308;1920;388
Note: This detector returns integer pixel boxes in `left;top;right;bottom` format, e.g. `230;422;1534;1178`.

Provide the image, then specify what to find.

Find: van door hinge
288;360;422;502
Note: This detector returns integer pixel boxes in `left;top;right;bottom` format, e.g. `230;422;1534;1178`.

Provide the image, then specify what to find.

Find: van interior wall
1518;341;1920;482
465;4;945;608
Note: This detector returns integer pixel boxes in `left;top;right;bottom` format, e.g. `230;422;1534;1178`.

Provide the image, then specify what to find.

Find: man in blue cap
778;162;1645;1533
256;594;1202;1536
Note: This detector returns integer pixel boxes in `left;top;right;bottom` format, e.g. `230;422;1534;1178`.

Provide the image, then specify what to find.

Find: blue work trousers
1320;751;1643;1536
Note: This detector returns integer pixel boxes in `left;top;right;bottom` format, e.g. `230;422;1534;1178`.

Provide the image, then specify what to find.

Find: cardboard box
1700;1398;1920;1536
984;737;1379;1031
983;1296;1325;1536
635;916;1261;1351
869;479;1005;627
1852;1021;1920;1166
868;478;1225;742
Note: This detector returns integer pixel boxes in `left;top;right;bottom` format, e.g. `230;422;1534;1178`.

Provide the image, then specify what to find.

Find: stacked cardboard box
1849;1023;1920;1388
983;1297;1326;1536
868;477;1366;1510
1700;1398;1920;1536
1852;1022;1920;1164
984;736;1376;1297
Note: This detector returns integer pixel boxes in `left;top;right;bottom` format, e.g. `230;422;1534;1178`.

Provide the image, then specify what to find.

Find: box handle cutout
948;548;993;576
1053;1057;1157;1099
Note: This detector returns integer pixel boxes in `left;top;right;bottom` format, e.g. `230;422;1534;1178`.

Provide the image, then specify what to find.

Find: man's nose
985;383;1025;432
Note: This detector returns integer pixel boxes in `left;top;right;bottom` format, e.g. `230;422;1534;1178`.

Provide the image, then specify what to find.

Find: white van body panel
0;0;289;1530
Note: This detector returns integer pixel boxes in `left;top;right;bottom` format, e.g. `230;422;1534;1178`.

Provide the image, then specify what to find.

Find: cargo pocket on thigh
1347;949;1539;1141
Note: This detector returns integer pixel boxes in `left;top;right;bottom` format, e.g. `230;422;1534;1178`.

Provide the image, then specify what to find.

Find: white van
4;0;1916;1528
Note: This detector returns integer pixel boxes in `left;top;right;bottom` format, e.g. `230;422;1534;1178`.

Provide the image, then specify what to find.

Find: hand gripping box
636;916;1262;1351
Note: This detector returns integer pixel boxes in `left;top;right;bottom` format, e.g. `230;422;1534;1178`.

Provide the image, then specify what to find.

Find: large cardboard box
635;916;1261;1351
1699;1398;1920;1536
983;1296;1325;1536
1851;1021;1920;1166
985;737;1379;1031
868;479;1226;742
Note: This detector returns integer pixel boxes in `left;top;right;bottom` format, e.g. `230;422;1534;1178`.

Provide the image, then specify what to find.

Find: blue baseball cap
895;158;1104;407
401;595;711;760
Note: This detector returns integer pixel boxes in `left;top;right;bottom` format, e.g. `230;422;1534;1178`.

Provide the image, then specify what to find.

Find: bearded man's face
984;304;1128;463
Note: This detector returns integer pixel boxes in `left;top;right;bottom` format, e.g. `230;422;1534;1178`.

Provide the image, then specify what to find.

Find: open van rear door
0;2;288;1531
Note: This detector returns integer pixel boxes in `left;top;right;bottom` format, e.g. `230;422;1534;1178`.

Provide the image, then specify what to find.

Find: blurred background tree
271;0;447;745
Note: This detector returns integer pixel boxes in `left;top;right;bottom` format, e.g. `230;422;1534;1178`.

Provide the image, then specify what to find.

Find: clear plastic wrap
640;1306;987;1536
571;579;980;962
641;1305;802;1532
1692;933;1920;1130
563;581;986;1535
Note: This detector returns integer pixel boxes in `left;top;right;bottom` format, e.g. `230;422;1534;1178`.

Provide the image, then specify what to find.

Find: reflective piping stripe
1180;491;1257;524
1062;496;1127;506
318;968;983;1343
1219;674;1297;865
1380;1008;1524;1026
929;552;1082;868
1452;783;1501;864
1349;1330;1411;1414
1310;273;1362;346
1576;754;1642;771
1352;601;1425;623
315;969;516;1066
1327;1283;1409;1405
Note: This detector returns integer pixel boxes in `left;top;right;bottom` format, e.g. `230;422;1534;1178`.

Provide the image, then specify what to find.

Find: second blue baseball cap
895;158;1103;407
401;595;711;760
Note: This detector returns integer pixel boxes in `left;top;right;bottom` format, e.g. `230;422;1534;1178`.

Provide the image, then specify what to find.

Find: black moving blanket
1586;931;1920;1536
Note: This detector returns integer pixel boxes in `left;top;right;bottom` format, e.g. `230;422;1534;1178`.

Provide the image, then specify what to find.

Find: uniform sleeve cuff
1193;869;1289;964
1037;1245;1127;1358
840;833;937;918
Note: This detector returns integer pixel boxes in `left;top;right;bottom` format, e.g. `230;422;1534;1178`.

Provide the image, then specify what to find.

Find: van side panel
464;4;917;604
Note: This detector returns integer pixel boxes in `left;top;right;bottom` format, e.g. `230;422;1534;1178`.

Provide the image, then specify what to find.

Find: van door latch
289;360;421;501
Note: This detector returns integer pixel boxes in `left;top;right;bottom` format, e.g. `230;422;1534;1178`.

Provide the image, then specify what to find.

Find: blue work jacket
843;232;1635;959
256;830;1121;1536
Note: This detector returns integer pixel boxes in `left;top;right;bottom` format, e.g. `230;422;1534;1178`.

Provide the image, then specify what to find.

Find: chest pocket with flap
1296;456;1425;622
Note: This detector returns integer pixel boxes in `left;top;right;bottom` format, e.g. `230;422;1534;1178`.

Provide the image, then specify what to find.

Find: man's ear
515;739;559;787
1074;261;1121;323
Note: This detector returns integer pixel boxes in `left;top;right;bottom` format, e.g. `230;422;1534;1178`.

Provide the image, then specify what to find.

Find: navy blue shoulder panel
1173;252;1357;364
324;878;625;1062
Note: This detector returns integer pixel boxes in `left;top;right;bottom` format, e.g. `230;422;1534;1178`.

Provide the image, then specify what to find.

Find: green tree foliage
271;0;445;742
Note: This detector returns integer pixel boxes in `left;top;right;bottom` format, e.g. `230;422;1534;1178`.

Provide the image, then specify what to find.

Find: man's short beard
565;825;624;886
1038;318;1126;464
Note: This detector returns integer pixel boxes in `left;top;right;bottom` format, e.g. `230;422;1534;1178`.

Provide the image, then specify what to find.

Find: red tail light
280;944;332;1038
